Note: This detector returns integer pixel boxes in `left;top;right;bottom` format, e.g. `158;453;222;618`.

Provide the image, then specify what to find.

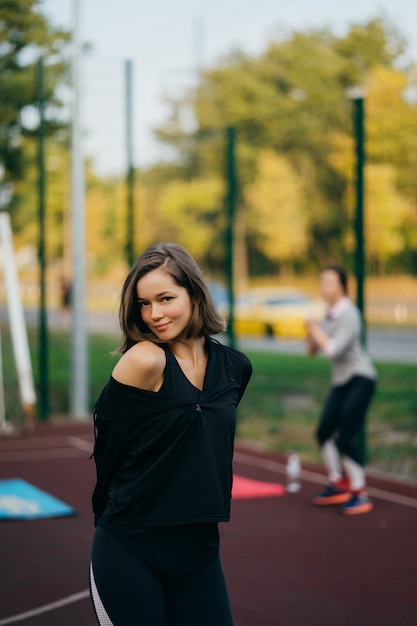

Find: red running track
0;420;416;626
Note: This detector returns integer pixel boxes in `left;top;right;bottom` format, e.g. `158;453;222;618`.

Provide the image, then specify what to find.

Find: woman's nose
150;304;164;319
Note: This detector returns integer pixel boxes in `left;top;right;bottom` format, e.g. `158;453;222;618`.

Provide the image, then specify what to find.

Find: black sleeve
237;354;252;405
91;416;126;524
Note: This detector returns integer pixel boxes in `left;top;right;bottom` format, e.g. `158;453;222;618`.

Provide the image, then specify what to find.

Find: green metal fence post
225;126;237;350
125;59;135;267
353;94;366;344
352;91;367;462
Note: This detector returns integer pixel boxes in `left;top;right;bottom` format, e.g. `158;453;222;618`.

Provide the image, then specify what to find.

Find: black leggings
316;376;376;465
90;526;234;626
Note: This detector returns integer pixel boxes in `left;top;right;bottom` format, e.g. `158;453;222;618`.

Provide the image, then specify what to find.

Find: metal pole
125;59;135;267
0;214;37;425
36;57;49;420
0;325;6;431
353;95;366;344
226;126;237;350
70;0;89;419
352;93;367;463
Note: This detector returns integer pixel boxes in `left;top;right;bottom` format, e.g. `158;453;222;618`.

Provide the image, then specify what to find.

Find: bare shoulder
112;341;166;391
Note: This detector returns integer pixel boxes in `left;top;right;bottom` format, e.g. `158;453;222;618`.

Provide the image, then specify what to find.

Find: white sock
342;456;366;491
321;440;343;484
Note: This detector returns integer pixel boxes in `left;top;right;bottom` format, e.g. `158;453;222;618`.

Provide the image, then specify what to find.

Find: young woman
89;243;252;625
306;264;377;515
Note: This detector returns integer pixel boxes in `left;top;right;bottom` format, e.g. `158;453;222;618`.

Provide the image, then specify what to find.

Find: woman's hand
305;316;319;355
305;316;329;353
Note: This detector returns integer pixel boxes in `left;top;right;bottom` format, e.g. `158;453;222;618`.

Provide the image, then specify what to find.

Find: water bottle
286;453;301;493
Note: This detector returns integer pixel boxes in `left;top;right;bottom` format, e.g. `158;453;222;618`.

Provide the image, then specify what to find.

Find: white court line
234;451;417;509
0;589;90;625
0;438;93;624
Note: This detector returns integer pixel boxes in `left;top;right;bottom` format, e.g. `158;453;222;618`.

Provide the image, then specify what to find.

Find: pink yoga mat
232;475;286;499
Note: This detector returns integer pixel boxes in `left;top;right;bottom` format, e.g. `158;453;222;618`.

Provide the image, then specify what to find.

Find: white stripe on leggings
90;562;114;626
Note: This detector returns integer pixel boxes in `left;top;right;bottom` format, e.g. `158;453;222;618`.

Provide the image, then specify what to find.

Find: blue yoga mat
0;478;76;519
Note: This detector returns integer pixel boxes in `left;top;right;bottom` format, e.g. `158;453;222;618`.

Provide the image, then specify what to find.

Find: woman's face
136;268;193;341
319;270;344;306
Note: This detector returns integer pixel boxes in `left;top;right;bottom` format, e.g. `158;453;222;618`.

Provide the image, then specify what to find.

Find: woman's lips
154;322;169;332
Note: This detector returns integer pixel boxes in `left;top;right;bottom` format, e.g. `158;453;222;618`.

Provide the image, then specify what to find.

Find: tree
154;17;410;273
0;0;69;221
157;177;225;265
365;65;417;205
364;164;410;272
245;150;309;273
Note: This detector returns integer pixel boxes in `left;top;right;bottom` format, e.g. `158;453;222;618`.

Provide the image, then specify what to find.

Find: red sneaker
341;492;374;515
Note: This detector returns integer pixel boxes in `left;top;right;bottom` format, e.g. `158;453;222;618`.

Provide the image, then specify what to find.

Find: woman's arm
305;317;330;353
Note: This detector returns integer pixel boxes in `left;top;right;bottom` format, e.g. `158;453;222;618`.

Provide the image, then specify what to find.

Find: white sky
41;0;417;173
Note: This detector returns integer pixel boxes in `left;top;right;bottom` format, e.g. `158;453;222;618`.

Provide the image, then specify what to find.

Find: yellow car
233;286;325;339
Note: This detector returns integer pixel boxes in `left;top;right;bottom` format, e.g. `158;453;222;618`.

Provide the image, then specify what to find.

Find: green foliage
334;18;406;74
0;0;69;220
157;177;225;262
245;151;308;268
152;16;417;276
2;9;417;278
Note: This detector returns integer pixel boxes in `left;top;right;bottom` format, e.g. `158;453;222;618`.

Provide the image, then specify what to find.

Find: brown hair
320;264;348;294
118;243;226;353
